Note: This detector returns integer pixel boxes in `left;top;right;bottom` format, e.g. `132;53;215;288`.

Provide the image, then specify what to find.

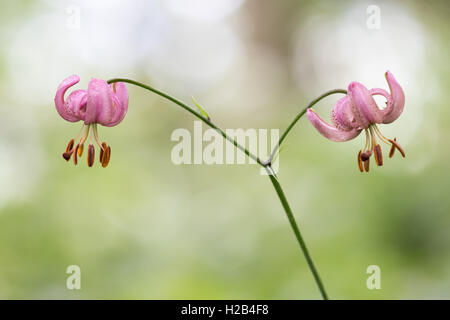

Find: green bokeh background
0;0;449;299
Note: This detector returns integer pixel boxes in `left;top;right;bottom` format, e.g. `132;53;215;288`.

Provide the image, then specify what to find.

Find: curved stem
107;77;332;299
268;89;347;163
107;78;264;166
266;167;328;299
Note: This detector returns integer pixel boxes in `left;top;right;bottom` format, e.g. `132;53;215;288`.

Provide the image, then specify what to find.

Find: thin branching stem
107;78;345;299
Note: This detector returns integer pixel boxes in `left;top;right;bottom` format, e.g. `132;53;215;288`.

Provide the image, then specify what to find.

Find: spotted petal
65;89;88;120
332;96;358;131
306;109;361;142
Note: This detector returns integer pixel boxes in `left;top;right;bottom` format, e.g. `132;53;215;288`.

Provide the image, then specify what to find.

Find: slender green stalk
107;78;264;166
266;167;328;299
268;89;347;164
107;78;344;300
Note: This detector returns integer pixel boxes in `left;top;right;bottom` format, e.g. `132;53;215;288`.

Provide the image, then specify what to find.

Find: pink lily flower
55;75;128;167
306;71;405;172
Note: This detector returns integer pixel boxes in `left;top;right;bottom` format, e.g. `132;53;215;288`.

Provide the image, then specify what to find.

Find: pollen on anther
388;138;405;158
357;151;363;172
73;144;79;165
87;144;95;167
99;142;107;163
374;144;383;166
78;144;84;157
66;139;74;153
101;146;111;168
363;158;370;172
389;144;396;158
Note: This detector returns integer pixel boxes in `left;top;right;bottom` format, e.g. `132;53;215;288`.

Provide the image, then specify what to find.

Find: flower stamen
61;124;113;167
92;124;104;150
363;155;370;172
66;139;74;153
73;144;79;165
87;144;95;167
374;144;383;166
357;150;363;172
99;142;107;163
363;129;370;152
388;138;405;158
368;127;381;167
372;125;391;146
355;125;405;172
79;125;91;146
62;151;72;161
101;146;111;168
78;144;84;157
389;139;396;158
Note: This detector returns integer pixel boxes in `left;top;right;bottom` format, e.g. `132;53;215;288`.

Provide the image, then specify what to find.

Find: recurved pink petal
369;88;392;108
85;78;115;125
54;75;82;122
382;71;405;124
348;82;383;125
104;82;129;127
306;109;361;142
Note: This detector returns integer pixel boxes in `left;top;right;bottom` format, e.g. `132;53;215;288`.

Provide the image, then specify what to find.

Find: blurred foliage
0;0;449;299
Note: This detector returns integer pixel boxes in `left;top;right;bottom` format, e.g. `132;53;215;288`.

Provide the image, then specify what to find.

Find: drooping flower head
55;75;128;167
306;71;405;172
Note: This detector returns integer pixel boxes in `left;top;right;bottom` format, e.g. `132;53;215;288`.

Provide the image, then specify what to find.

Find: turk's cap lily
55;75;128;167
306;71;405;172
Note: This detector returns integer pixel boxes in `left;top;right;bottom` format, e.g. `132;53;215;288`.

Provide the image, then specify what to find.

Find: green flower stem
266;167;328;299
107;78;264;166
268;89;347;164
107;78;345;300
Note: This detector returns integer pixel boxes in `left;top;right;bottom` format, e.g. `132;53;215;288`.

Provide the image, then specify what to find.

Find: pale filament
372;125;392;146
92;124;105;150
